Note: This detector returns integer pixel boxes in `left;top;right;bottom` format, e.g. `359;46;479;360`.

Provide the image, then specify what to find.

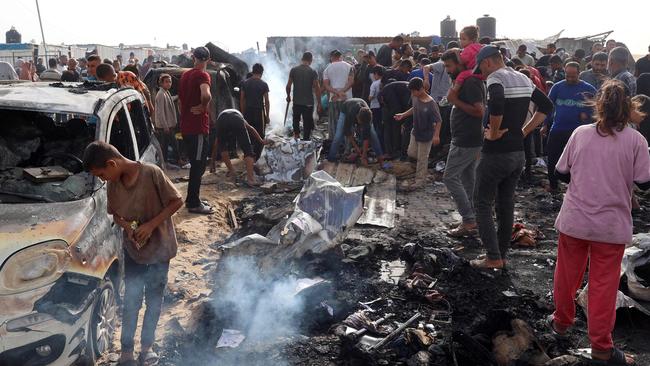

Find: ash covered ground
127;161;650;366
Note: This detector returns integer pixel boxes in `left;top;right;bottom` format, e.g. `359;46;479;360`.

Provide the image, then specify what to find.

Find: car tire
87;278;117;363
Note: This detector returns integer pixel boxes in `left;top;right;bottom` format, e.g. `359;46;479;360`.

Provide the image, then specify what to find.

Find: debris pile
256;135;321;183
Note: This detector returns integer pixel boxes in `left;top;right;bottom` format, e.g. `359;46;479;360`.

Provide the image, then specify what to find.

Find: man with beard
439;50;486;237
470;45;553;270
579;52;608;89
545;62;597;193
609;47;637;96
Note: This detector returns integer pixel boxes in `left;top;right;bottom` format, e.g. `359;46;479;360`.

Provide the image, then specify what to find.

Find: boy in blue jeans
83;141;183;366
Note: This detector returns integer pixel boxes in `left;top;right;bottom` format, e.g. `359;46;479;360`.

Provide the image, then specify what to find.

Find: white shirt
369;79;381;109
323;61;353;101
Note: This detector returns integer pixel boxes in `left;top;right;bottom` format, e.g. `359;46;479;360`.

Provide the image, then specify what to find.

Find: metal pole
35;0;47;55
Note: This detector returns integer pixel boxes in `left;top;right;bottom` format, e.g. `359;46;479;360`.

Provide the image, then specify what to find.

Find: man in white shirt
323;49;354;140
40;58;62;81
512;45;535;67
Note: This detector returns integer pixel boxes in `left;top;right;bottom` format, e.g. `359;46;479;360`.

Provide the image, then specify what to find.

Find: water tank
477;14;496;39
440;16;457;38
6;26;21;44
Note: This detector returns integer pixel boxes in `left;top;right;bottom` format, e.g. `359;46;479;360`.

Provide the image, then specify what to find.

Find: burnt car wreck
0;81;162;366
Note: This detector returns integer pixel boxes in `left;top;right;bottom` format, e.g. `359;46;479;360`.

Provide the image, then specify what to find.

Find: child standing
83;141;183;366
368;66;384;149
548;80;649;366
154;73;181;165
394;77;442;189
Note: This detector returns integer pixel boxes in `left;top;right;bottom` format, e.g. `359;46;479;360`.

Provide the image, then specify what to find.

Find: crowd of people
249;33;650;365
11;31;650;365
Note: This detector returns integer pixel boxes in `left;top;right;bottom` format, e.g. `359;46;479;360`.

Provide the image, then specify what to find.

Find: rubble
255;136;321;182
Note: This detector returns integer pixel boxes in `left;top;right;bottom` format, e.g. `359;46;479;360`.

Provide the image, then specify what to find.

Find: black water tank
477;15;496;39
440;16;457;38
6;26;21;43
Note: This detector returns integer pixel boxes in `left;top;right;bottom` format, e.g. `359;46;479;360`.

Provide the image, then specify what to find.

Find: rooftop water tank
477;14;496;39
6;26;21;44
440;16;457;39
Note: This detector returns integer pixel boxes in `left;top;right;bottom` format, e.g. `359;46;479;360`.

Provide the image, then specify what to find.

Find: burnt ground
152;162;650;366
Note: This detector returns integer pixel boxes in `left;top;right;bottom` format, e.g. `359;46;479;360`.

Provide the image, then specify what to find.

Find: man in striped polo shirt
470;45;554;270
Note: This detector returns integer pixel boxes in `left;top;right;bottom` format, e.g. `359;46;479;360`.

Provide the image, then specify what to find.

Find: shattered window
109;106;137;161
126;100;151;156
0;109;95;203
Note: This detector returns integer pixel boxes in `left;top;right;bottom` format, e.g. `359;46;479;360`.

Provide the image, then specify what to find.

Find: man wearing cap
323;50;354;140
178;46;213;214
470;45;553;269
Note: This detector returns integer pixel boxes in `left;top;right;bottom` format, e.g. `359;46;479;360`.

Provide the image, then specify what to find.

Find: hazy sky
1;1;648;56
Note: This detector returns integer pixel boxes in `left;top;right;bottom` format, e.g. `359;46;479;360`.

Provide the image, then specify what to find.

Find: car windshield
0;108;96;203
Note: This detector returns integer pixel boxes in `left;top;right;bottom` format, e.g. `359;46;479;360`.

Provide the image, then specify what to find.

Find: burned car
0;82;162;365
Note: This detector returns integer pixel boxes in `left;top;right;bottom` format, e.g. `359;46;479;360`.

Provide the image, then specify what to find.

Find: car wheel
90;279;117;359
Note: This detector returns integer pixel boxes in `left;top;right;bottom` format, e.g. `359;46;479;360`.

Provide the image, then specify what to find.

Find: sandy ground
99;160;253;364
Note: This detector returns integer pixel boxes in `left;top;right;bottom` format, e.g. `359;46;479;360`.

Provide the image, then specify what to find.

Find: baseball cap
473;45;500;74
192;46;210;61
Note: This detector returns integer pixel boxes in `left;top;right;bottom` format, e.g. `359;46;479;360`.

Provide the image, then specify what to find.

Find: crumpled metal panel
621;234;650;302
260;170;364;268
321;162;397;228
255;136;321;183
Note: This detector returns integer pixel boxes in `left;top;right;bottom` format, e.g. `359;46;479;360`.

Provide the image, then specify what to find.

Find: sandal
447;225;477;238
138;351;160;366
187;203;214;214
470;257;505;270
545;314;569;340
591;348;636;366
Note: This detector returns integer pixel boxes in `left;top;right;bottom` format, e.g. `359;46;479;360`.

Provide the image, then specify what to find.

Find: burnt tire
88;279;117;361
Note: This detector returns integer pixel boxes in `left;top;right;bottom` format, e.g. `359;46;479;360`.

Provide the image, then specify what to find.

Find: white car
0;81;162;365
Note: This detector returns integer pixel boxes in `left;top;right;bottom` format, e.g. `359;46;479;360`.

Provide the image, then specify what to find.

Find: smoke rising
213;256;307;341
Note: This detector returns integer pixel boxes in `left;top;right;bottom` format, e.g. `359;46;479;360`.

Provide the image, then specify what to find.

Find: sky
0;1;648;56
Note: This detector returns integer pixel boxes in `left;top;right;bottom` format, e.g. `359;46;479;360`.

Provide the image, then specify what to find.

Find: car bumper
0;311;90;366
0;274;100;366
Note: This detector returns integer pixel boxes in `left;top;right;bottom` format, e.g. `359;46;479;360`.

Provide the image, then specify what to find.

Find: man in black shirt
286;52;322;140
327;98;384;166
381;80;412;159
210;109;268;186
240;63;270;158
439;50;486;238
471;45;553;270
376;35;404;68
635;45;650;77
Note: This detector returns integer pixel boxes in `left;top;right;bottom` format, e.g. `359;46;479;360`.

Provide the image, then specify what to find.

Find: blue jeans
327;112;383;162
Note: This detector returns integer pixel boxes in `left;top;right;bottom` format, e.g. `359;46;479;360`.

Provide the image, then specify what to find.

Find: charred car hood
0;197;95;265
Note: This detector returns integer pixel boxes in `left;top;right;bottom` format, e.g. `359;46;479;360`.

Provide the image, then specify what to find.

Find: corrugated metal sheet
321;162;396;228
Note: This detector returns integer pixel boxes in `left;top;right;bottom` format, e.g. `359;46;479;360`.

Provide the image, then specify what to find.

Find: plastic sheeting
255;136;321;183
219;171;365;273
622;234;650;301
266;170;364;259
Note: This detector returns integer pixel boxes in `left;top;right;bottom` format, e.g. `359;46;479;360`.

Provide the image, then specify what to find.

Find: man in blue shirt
408;58;433;92
545;62;597;192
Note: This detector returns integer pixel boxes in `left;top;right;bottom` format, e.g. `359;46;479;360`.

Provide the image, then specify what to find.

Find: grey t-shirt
450;77;485;147
289;64;318;106
412;97;442;142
